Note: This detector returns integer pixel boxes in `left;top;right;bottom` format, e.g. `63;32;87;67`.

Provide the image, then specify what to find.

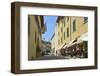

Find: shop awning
64;32;88;47
63;43;69;48
77;33;88;43
56;32;88;50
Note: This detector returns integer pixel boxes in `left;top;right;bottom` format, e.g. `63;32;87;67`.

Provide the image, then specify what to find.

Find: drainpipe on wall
70;16;71;41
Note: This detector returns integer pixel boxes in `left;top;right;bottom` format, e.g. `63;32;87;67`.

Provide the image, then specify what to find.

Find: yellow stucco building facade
28;15;46;60
53;16;88;56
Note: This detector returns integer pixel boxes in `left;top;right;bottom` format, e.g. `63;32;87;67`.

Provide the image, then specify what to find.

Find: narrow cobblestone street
36;55;66;60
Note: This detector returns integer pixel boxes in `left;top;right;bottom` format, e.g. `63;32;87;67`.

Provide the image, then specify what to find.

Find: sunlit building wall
50;34;55;55
28;15;46;60
53;16;88;55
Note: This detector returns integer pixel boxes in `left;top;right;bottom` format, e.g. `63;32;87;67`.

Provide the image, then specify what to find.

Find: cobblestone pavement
36;55;66;60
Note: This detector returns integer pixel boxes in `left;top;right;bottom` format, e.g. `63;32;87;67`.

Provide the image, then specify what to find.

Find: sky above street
42;16;58;42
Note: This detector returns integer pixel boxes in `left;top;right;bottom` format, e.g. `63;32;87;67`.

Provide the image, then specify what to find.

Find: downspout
70;16;71;41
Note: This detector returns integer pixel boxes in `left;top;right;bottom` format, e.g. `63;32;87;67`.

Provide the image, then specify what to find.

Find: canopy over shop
59;33;88;58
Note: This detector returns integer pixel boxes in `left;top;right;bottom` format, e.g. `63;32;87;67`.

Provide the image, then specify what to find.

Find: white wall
0;0;100;76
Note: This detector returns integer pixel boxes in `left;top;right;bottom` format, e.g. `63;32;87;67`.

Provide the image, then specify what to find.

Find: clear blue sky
42;16;58;42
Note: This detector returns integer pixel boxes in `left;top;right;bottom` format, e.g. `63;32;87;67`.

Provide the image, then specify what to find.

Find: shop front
60;33;88;58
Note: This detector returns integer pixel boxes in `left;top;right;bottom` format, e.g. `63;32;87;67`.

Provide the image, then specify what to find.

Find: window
67;28;69;37
61;28;62;33
84;17;88;23
64;32;65;40
58;40;60;45
61;19;64;27
73;20;76;32
67;17;69;22
28;16;30;36
35;31;37;43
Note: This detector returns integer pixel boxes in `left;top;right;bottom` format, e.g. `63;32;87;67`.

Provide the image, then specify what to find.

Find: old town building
51;16;88;58
28;15;46;60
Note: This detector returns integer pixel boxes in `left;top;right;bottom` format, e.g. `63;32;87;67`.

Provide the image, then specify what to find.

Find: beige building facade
28;15;46;60
52;16;88;56
50;34;56;55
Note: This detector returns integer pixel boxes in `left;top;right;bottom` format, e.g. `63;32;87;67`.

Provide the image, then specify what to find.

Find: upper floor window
61;19;64;27
61;27;63;32
28;16;30;37
73;20;76;32
64;32;65;40
64;18;66;27
67;17;69;22
35;31;37;43
84;17;88;23
67;27;69;37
